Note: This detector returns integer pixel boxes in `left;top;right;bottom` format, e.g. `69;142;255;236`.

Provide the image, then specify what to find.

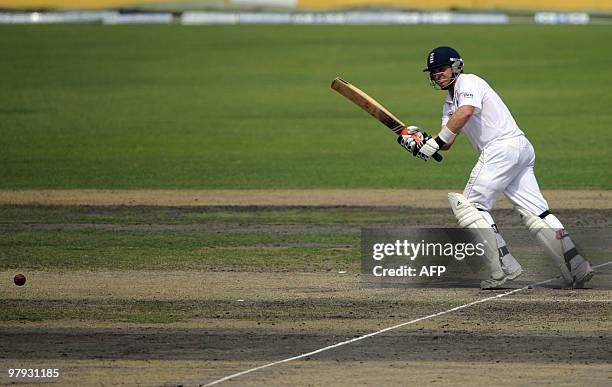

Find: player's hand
398;128;425;154
416;137;440;161
405;125;421;135
397;132;419;154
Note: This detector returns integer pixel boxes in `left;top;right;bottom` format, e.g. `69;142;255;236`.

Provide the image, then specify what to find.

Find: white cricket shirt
442;73;524;153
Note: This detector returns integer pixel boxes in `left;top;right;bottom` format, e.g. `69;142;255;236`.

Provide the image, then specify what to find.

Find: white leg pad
480;209;522;277
515;206;573;284
448;193;504;280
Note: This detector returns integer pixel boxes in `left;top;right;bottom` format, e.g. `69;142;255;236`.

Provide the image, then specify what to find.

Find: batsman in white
399;46;595;289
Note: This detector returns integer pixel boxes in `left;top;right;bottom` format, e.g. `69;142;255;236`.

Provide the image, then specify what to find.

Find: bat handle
406;130;443;162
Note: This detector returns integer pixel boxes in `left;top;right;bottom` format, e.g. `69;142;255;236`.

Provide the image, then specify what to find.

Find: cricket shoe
569;255;595;289
480;275;507;290
500;254;523;281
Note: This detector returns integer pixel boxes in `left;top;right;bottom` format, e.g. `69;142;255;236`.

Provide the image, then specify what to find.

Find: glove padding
398;126;429;155
416;137;440;161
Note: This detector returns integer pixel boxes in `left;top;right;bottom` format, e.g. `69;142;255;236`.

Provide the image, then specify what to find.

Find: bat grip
407;131;443;162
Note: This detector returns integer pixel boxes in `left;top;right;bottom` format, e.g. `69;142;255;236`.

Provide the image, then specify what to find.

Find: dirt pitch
1;189;611;386
2;189;612;208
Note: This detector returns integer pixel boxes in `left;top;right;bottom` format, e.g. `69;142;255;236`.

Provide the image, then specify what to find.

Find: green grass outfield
1;24;610;189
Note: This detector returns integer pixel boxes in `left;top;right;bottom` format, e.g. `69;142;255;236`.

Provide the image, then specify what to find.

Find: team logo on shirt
462;92;474;99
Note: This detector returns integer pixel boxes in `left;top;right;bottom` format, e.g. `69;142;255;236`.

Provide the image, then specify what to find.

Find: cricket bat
331;77;443;162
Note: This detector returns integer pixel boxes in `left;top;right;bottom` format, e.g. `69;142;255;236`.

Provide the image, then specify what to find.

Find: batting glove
405;125;422;135
416;137;440;161
397;126;427;155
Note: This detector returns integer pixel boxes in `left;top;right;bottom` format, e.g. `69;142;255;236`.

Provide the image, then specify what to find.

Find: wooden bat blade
331;77;405;135
331;77;443;162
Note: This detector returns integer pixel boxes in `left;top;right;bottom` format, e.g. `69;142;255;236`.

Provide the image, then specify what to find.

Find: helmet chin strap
429;73;458;90
440;75;458;90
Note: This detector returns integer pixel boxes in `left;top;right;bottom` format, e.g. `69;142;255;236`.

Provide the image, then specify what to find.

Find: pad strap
538;210;551;219
498;246;510;257
564;247;578;267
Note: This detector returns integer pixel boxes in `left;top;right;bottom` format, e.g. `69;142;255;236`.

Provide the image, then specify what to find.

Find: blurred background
1;0;612;11
1;0;610;190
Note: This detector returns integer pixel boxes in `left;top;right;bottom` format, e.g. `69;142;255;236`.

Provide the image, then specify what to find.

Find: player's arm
438;105;475;150
416;75;484;160
414;105;475;158
439;137;455;151
399;104;476;159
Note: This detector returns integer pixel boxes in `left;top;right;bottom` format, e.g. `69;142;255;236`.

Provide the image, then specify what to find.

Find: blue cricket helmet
423;46;463;74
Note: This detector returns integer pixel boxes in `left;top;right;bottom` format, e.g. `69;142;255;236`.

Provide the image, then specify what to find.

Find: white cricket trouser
463;135;549;214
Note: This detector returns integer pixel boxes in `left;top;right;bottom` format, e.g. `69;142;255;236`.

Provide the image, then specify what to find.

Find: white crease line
592;261;612;270
496;299;612;302
200;261;612;386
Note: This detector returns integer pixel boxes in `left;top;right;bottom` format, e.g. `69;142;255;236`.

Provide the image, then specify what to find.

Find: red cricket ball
14;274;26;286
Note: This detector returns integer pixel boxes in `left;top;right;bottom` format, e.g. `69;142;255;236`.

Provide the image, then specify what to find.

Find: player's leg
504;139;594;287
448;193;506;289
479;210;522;280
451;141;523;289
